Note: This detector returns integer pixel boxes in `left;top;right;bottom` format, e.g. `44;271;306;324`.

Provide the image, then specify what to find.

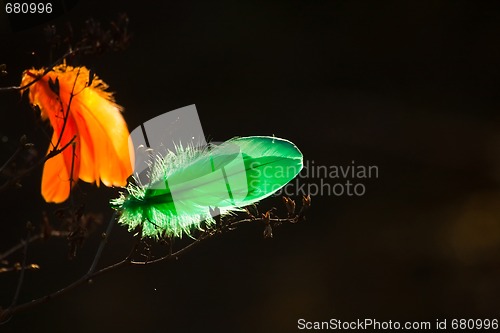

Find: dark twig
68;142;77;221
0;219;202;323
87;212;116;275
10;223;33;308
0;47;90;92
0;230;70;262
0;264;40;274
1;56;83;194
54;68;80;150
125;226;143;262
0;135;34;175
230;217;298;228
0;147;22;175
0;135;76;193
0;196;311;323
130;230;215;266
0;212;115;323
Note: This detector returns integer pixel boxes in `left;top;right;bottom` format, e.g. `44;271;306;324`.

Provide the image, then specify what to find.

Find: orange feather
21;64;133;203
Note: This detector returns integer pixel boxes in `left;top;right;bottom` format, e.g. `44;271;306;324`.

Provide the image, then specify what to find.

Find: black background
1;1;500;332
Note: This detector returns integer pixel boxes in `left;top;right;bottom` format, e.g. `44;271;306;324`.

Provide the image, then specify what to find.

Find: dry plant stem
0;230;71;262
1;60;83;193
10;226;31;308
0;211;116;323
0;135;76;192
0;47;91;92
68;142;77;218
0;265;39;274
0;216;294;323
0;145;22;175
54;67;80;150
87;211;116;275
231;217;297;228
129;231;212;265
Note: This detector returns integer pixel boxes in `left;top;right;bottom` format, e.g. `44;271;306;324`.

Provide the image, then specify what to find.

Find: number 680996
5;3;52;14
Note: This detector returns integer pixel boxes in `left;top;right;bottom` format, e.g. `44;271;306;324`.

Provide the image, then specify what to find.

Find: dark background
1;1;500;332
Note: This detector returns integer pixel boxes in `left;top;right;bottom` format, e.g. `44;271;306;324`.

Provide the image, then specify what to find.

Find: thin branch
10;224;32;307
230;217;298;228
0;259;127;324
87;212;116;275
0;135;34;175
128;216;294;266
68;142;77;218
0;47;90;92
1;53;84;193
0;205;308;324
0;146;22;175
54;68;80;150
0;212;115;323
130;233;210;266
125;226;143;261
0;220;202;323
0;135;76;193
0;264;40;274
0;230;71;262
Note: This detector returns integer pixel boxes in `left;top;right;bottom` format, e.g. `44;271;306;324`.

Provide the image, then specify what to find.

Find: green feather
111;136;303;238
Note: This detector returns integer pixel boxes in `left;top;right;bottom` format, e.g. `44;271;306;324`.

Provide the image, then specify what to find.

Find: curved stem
0;213;301;324
10;226;31;307
0;47;91;92
0;135;76;193
87;212;116;275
